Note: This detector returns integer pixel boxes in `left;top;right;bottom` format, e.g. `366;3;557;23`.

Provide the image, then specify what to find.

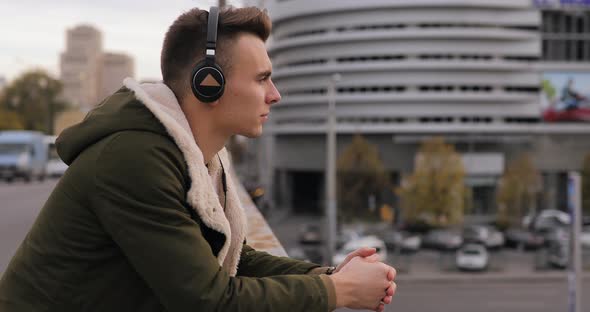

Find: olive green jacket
0;78;335;311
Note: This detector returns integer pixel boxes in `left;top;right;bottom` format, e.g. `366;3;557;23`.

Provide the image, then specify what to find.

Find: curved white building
268;0;540;128
250;0;590;216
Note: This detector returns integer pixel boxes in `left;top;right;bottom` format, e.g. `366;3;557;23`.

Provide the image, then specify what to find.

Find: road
0;179;58;274
339;278;590;312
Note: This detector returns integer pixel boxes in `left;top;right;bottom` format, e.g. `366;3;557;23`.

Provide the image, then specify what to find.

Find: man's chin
239;128;263;139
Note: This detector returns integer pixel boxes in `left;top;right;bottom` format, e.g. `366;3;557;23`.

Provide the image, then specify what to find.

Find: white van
44;135;68;178
0;131;48;182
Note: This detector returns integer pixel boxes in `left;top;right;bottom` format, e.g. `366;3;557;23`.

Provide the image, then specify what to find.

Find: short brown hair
161;6;272;100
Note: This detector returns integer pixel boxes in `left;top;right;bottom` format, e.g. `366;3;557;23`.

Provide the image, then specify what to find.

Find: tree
396;137;468;227
337;134;391;222
0;108;24;130
0;70;68;134
582;154;590;216
496;153;542;229
542;79;556;101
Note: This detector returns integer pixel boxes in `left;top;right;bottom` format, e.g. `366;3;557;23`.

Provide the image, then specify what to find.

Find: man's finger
375;303;385;312
364;253;380;263
382;295;392;304
343;247;375;264
335;247;378;272
386;285;394;297
386;282;397;296
387;267;397;281
355;247;376;258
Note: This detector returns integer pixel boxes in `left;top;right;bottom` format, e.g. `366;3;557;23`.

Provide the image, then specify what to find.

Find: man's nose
268;81;281;105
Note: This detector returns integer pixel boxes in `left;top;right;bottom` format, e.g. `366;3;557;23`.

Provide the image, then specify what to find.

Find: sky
0;0;245;83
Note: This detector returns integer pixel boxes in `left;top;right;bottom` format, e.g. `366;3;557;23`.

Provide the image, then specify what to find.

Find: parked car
333;235;387;265
544;227;570;268
523;209;570;231
0;130;48;182
299;224;322;245
456;244;489;271
335;228;366;250
422;229;463;251
462;225;505;250
504;228;545;250
379;229;421;254
44;135;68;177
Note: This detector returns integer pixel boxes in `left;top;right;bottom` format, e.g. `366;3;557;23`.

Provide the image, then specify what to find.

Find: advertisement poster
542;72;590;122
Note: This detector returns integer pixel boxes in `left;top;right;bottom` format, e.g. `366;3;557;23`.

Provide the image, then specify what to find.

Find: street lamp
325;73;341;265
37;77;53;135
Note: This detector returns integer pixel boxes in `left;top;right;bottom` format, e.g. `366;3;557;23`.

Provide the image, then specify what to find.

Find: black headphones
190;6;225;103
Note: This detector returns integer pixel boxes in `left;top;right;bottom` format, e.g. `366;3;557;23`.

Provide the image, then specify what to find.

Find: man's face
215;33;281;138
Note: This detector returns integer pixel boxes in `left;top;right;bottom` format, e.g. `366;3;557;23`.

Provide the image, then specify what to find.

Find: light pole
567;172;582;312
325;73;341;265
37;77;51;134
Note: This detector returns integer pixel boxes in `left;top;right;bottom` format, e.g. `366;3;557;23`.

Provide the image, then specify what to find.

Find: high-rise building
98;52;134;101
255;0;590;216
0;76;6;95
60;25;102;111
242;0;266;7
59;25;135;111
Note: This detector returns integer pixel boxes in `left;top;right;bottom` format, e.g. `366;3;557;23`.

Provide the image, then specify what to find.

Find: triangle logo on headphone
200;74;221;87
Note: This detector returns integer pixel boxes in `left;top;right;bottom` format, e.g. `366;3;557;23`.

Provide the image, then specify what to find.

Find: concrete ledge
232;170;288;257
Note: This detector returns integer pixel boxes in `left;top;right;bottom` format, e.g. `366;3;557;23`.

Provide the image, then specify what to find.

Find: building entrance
290;171;323;215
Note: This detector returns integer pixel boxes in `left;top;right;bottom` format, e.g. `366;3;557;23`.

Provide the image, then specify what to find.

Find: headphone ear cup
190;60;225;103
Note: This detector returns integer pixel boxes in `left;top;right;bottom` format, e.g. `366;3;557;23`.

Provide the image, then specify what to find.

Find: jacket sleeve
91;132;332;312
237;244;322;277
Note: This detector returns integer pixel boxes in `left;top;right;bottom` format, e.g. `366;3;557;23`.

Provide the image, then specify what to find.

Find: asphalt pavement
0;179;57;274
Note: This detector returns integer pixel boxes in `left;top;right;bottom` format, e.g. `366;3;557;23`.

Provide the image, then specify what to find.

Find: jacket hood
56;78;247;276
57;85;171;165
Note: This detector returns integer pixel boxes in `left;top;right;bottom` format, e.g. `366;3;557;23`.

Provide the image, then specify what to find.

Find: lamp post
567;172;582;312
325;73;341;265
37;77;52;134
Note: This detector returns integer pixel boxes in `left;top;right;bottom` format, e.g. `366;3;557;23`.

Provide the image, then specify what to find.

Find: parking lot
267;213;590;275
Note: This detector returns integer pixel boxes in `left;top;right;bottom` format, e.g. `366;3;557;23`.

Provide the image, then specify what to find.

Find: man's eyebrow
257;70;272;78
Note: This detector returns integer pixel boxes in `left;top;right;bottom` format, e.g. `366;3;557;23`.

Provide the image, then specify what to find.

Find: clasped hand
331;247;396;312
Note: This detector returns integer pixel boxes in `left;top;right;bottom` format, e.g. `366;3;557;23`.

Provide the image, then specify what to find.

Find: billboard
542;72;590;122
534;0;590;8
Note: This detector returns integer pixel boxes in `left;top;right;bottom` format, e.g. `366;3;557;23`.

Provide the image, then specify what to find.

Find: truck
0;130;48;183
44;135;68;178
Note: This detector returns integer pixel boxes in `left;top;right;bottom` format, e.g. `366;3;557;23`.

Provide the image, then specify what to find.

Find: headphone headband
190;6;225;103
206;6;219;60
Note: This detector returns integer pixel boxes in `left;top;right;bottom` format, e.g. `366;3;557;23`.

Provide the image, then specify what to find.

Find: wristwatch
325;266;336;275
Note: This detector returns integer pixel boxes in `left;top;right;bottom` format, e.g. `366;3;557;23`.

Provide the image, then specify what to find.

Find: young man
0;6;396;312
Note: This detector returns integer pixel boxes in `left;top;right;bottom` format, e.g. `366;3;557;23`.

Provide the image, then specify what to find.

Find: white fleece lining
123;78;247;277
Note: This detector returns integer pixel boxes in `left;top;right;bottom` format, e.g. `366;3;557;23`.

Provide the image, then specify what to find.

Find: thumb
356;247;377;258
364;253;380;263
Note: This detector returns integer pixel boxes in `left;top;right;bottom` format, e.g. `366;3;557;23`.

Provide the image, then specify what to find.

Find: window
542;10;590;61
